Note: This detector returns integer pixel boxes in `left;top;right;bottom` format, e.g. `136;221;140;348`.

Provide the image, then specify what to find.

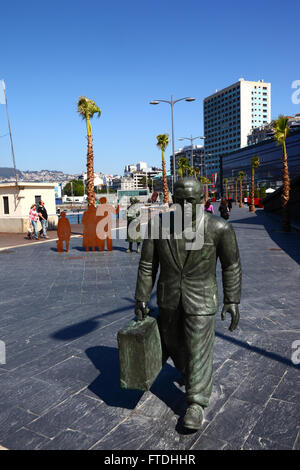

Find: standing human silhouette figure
82;205;98;251
126;197;142;253
57;211;71;252
96;197;119;251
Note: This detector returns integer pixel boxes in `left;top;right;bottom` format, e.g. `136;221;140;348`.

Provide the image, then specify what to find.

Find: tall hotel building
203;78;271;181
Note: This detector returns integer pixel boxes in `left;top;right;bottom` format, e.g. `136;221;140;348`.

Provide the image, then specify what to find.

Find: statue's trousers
158;302;216;408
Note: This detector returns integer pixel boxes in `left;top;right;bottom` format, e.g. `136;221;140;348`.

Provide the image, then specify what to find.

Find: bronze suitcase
117;316;163;391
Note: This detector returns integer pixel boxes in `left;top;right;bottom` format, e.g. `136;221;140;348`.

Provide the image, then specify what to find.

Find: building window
3;196;9;214
35;195;41;206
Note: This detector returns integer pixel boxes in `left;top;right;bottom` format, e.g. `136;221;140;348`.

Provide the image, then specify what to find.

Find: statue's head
173;177;204;222
130;197;138;204
100;197;107;204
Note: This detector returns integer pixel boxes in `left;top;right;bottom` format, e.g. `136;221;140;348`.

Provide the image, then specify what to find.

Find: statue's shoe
183;404;204;430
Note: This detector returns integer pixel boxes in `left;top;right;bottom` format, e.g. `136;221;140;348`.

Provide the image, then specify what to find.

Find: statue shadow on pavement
85;345;186;414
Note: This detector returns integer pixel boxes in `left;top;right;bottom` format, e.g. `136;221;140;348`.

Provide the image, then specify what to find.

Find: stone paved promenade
0;205;299;450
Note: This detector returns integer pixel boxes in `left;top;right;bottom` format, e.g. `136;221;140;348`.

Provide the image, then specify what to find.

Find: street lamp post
150;96;195;185
178;135;205;170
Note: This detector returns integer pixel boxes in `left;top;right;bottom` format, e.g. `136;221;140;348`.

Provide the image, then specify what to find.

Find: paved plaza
0;205;299;450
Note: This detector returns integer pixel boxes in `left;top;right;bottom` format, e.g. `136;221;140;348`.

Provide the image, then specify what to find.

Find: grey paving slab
232;370;282;405
0;207;299;449
190;433;232;450
26;394;100;439
37;429;99;450
0;427;50;450
89;413;160;450
242;433;291;450
197;397;265;450
249;398;300;448
0;404;38;442
272;369;300;404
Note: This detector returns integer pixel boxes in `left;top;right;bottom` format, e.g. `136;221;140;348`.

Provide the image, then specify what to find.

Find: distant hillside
0;167;22;178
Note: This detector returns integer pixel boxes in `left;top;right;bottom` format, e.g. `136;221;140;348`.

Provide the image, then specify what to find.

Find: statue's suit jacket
135;211;242;315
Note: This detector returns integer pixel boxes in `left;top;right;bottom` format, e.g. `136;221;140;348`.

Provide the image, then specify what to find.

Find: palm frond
156;134;169;151
77;96;101;120
273;115;290;145
251;156;260;168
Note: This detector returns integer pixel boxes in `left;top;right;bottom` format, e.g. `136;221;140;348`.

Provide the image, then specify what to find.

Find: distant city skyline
0;0;299;175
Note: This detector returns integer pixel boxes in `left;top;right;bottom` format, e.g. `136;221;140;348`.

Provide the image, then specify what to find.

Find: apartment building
203;78;271;180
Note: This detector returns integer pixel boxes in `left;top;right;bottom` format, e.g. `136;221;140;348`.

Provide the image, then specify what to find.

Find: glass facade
204;84;241;178
221;129;300;189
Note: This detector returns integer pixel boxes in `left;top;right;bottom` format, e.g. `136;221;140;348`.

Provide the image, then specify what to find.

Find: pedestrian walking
218;198;230;220
37;200;49;238
29;204;39;239
227;198;232;211
204;199;215;215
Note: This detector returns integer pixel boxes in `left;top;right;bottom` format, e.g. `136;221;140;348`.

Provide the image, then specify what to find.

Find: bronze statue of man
134;177;242;430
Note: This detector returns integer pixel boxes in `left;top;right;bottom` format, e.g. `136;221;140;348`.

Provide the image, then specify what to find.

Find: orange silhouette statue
57;212;71;252
96;197;119;251
82;205;99;252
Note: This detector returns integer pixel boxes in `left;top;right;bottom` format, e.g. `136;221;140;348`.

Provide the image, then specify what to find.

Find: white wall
0;184;57;232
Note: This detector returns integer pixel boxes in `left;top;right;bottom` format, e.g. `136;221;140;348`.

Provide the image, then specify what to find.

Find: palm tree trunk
281;143;290;231
162;152;169;204
239;180;243;208
225;183;228;200
235;182;238;205
87;134;95;206
250;167;255;212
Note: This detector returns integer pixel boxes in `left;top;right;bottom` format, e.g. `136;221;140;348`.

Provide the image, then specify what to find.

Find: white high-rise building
136;161;147;172
203;78;271;179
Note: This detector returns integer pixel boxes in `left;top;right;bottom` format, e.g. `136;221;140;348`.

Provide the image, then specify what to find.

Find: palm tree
238;171;245;208
273;116;291;231
77;96;101;206
234;177;238;205
250;156;260;213
200;176;209;201
223;178;228;199
156;134;169;204
187;165;194;177
194;167;201;180
177;156;189;177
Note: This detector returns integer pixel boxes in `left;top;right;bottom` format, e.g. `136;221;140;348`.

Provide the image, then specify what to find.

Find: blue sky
0;0;299;175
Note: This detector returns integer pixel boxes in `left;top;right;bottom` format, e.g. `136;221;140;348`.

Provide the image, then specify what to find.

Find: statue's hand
221;303;240;331
135;301;150;322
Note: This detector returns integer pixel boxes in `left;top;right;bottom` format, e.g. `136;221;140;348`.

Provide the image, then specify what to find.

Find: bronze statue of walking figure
135;177;242;430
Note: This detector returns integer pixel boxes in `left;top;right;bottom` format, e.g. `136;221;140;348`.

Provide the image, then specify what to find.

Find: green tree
156;134;170;204
238;171;246;208
63;180;84;197
273;115;291;231
250;156;260;212
96;187;116;194
140;176;153;190
260;186;266;199
77;96;101;206
177;157;190;177
194;167;201;180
